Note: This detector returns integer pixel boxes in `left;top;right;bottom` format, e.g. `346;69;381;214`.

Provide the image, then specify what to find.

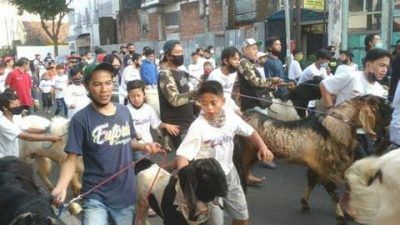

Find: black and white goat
134;158;227;225
0;156;57;225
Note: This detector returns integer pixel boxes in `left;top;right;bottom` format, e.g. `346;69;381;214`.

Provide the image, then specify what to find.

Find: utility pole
295;0;301;52
284;0;291;70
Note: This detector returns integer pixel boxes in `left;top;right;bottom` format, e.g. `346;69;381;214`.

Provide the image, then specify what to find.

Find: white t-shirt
322;71;385;106
120;65;141;98
176;109;254;174
127;103;161;143
0;74;6;93
288;60;303;80
334;63;358;76
298;63;328;84
0;111;22;158
64;84;91;119
207;68;239;111
53;74;69;99
390;82;400;145
39;79;54;93
188;63;204;90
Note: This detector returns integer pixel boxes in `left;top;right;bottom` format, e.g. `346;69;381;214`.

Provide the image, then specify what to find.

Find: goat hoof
300;198;310;214
336;216;347;225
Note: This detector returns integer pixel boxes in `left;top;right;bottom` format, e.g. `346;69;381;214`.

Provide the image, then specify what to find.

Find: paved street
50;157;357;225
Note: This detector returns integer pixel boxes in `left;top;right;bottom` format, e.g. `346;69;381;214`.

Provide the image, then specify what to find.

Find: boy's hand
257;145;274;162
145;142;165;154
164;124;180;136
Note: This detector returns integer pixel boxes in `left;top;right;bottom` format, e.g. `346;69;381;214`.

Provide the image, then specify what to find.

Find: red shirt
5;68;33;106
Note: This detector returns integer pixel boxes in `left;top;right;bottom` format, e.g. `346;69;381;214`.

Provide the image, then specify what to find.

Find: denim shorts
82;198;135;225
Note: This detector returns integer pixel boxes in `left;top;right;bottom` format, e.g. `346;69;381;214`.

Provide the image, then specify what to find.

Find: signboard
304;0;325;11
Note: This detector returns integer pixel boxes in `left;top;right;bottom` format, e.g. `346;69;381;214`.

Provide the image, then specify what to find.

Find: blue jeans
55;98;68;117
82;199;135;225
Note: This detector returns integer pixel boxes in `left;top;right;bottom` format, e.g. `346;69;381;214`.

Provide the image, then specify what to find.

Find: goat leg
36;156;54;190
322;182;347;225
301;169;318;214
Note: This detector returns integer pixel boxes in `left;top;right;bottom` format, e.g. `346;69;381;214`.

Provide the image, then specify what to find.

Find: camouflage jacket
238;57;277;88
158;69;196;107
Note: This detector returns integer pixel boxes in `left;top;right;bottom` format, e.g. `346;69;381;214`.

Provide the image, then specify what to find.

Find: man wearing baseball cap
158;40;197;150
52;61;163;225
238;38;281;111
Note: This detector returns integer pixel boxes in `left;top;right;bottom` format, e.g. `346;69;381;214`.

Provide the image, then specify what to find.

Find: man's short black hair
127;80;146;93
131;53;141;62
191;52;198;57
316;48;332;60
197;80;224;97
0;88;18;111
143;48;155;56
220;47;240;66
204;49;211;54
363;48;391;66
15;57;30;67
266;37;280;48
339;50;354;59
364;34;379;52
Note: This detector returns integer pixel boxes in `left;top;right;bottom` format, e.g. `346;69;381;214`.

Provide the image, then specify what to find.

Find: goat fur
241;95;392;225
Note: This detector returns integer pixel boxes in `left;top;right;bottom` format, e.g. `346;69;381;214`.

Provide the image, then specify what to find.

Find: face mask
113;68;120;77
227;63;238;73
210;50;215;55
72;78;82;85
9;106;24;115
320;63;329;68
375;42;383;49
171;55;184;67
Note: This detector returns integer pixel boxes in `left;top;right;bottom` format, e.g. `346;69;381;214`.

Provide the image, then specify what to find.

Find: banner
304;0;325;11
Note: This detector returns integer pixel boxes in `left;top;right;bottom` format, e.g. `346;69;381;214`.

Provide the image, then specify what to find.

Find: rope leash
226;90;356;127
56;151;168;220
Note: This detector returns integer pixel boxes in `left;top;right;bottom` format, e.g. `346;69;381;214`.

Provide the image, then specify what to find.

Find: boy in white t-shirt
53;64;69;117
321;48;390;159
207;46;241;113
64;67;91;119
298;48;332;84
126;80;179;159
175;81;274;225
38;72;54;113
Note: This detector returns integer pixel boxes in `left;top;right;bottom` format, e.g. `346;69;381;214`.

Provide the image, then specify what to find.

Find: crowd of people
0;33;399;225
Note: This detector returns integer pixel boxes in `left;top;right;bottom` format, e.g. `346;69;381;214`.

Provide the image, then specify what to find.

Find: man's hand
52;185;67;207
48;135;62;143
144;142;165;154
257;145;274;162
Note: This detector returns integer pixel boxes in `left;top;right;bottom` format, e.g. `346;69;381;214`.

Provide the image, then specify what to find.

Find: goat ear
358;104;376;138
367;169;383;186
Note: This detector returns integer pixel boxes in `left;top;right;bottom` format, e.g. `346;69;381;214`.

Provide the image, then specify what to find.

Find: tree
10;0;71;56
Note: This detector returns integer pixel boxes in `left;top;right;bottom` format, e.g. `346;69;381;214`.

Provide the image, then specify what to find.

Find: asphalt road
48;159;358;225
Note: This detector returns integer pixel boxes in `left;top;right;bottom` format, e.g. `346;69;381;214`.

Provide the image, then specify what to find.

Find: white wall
16;45;70;60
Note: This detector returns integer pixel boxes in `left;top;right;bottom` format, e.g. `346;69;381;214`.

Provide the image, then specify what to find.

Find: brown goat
240;95;392;225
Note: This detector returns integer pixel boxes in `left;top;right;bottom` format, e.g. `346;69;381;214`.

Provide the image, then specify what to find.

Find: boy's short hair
316;48;332;60
220;47;240;66
127;80;146;93
363;48;391;66
0;88;18;111
197;80;224;97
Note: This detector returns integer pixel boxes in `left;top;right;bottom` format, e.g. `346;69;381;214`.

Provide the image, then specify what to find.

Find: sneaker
260;161;277;169
148;208;157;217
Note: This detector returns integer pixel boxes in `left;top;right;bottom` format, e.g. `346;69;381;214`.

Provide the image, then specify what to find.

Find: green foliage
0;46;16;57
9;0;70;20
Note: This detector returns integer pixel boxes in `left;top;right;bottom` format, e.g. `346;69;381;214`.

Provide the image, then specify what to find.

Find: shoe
148;208;157;217
260;161;277;169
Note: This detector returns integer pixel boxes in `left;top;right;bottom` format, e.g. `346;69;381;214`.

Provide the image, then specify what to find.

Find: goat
266;76;323;121
18;116;83;196
134;158;227;225
0;156;58;225
240;95;392;225
341;148;400;225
